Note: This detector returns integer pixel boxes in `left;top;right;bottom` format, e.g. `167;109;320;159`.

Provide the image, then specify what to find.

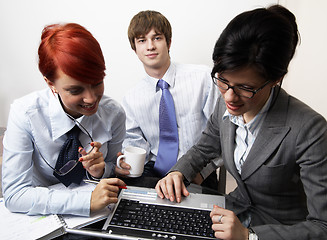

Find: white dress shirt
122;62;220;178
2;88;126;216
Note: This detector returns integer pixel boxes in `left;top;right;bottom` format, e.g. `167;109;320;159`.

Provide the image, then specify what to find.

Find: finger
119;161;131;170
158;179;170;200
115;166;130;176
78;150;101;162
210;205;224;218
172;176;183;203
102;177;126;188
166;177;176;202
212;224;227;239
79;147;87;156
91;141;102;149
81;154;101;165
212;214;225;225
81;157;103;172
181;182;190;197
155;181;165;199
80;151;103;162
85;161;105;173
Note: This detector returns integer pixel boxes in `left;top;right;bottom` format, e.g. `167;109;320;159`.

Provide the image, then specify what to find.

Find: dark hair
128;10;172;51
38;23;106;84
212;5;299;82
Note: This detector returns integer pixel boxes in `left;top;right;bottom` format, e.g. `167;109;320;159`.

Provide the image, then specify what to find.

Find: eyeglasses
212;75;270;99
33;115;94;176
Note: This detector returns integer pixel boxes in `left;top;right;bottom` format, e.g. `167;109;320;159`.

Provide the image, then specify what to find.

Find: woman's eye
239;85;254;91
68;88;83;95
93;81;104;88
218;77;229;84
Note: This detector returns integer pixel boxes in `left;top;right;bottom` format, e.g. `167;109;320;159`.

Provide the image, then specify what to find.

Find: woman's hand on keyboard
155;171;189;203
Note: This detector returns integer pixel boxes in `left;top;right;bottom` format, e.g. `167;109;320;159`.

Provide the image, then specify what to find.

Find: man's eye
137;39;145;43
154;37;162;40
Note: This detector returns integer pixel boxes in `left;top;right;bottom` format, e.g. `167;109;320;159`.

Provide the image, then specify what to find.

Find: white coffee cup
117;146;146;177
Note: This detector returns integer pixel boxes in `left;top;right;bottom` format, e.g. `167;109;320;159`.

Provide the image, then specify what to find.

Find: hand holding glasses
33;114;95;176
57;142;94;176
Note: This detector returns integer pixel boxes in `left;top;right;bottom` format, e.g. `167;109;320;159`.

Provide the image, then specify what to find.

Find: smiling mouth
81;103;96;111
226;102;242;111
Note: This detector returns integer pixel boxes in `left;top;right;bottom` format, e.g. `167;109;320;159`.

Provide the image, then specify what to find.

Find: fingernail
79;158;83;162
90;142;94;146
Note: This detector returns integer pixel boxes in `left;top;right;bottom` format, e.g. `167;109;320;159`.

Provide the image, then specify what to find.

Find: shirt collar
144;62;176;92
49;92;75;140
223;88;275;135
48;91;92;140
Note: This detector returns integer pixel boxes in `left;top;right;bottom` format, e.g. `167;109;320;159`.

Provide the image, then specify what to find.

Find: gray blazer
172;88;327;239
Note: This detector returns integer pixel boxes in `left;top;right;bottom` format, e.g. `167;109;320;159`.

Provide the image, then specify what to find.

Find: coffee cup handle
116;155;125;169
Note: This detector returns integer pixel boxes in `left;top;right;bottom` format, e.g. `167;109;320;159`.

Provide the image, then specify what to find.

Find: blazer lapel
241;88;291;180
223;119;238;177
220;104;250;200
240;125;290;180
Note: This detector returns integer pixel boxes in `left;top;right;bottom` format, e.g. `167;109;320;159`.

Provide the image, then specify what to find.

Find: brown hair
128;10;172;51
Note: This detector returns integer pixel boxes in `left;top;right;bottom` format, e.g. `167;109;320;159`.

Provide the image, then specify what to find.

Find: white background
0;0;326;127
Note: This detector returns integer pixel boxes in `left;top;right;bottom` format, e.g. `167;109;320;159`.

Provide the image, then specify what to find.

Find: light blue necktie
154;79;179;177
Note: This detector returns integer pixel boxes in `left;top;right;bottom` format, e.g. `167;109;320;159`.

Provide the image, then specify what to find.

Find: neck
144;60;171;79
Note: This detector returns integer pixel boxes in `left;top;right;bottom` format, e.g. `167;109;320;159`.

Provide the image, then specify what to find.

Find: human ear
44;76;58;94
273;76;284;87
168;40;172;50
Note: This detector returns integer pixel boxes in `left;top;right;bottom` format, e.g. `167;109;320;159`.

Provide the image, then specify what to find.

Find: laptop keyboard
107;199;216;239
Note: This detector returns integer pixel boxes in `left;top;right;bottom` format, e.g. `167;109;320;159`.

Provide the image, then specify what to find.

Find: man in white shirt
117;10;220;189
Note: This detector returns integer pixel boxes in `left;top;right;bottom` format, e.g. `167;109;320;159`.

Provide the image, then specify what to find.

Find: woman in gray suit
155;5;327;240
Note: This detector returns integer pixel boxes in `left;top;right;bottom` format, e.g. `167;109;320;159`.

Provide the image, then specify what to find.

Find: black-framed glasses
33;114;94;176
212;75;270;99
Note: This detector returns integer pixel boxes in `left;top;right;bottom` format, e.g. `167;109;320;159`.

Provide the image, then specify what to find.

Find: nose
83;89;97;103
222;88;239;102
146;40;155;50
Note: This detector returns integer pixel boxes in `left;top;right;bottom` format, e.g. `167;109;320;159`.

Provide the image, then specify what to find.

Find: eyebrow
136;32;163;39
63;85;84;90
219;76;256;88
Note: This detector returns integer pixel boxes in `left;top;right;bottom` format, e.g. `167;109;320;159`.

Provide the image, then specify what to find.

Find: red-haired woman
2;23;126;216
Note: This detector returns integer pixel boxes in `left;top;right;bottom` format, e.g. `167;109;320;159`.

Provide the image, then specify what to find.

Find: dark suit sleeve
170;97;223;182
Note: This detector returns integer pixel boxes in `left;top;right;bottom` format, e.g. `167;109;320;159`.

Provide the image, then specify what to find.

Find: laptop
67;185;224;239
